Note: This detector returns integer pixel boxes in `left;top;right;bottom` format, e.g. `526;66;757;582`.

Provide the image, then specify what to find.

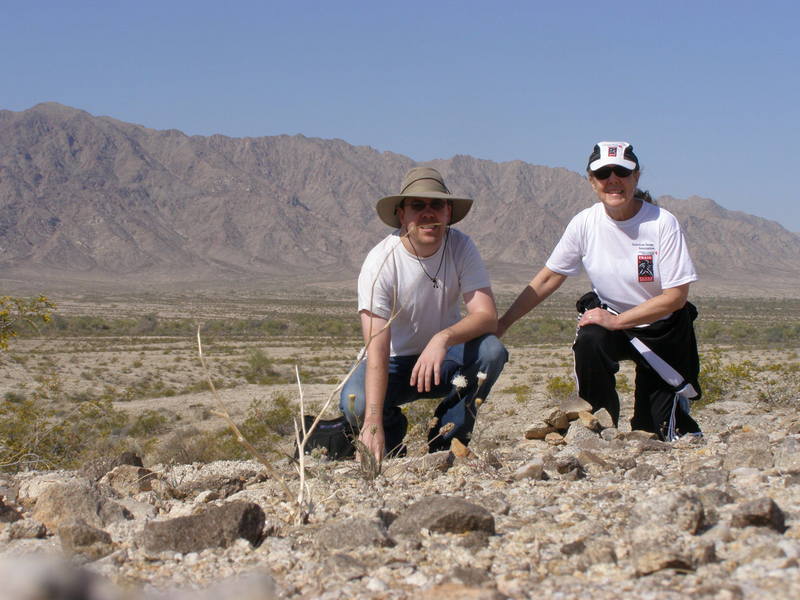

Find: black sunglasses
592;165;634;180
403;198;448;211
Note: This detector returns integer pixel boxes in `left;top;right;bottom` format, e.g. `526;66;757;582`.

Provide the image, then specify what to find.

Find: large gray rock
315;517;393;550
513;458;547;481
632;491;705;534
774;436;800;473
388;496;495;537
544;408;569;430
142;501;265;553
561;397;593;420
168;463;260;500
80;451;144;482
684;467;730;488
593;408;615;430
633;548;694;575
100;464;157;496
563;421;600;445
31;479;131;530
722;431;774;470
524;422;555;440
58;519;115;560
730;497;786;532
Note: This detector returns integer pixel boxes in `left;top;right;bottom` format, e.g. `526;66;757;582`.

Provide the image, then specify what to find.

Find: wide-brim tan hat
376;167;473;228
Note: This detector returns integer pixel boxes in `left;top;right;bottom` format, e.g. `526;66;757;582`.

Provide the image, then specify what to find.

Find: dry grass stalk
196;328;293;502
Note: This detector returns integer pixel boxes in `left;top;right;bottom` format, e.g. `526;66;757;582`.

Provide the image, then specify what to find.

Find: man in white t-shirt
340;167;508;462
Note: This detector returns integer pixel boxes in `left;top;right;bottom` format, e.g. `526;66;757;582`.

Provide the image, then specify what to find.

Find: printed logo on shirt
638;255;654;282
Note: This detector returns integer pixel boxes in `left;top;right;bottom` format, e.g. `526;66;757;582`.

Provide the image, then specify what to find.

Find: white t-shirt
545;201;698;314
358;228;491;356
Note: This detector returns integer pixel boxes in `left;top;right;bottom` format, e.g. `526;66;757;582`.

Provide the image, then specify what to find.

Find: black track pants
572;305;702;439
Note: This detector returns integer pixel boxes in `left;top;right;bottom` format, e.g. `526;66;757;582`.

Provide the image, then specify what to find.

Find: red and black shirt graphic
638;255;654;282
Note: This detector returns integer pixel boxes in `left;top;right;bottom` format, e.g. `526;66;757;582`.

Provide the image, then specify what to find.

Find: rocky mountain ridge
1;103;798;291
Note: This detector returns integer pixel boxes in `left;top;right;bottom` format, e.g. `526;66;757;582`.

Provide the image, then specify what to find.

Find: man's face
397;197;452;248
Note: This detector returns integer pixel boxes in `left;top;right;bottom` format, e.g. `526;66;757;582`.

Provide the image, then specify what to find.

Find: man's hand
358;422;385;463
410;333;448;392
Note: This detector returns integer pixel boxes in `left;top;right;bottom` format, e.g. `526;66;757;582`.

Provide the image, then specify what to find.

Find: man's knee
477;334;508;369
339;385;365;426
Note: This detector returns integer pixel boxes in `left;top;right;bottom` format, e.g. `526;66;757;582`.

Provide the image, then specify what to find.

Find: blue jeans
339;334;508;453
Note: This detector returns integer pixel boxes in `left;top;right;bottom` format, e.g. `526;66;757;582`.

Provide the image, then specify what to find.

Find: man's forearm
363;354;388;426
435;310;497;348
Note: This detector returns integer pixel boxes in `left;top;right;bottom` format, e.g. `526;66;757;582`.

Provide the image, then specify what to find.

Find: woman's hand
578;307;620;330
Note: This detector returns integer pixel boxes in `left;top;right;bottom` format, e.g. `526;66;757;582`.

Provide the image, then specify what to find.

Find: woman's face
589;167;641;220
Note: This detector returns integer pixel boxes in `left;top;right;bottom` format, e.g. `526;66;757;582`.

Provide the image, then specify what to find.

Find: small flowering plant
451;374;468;390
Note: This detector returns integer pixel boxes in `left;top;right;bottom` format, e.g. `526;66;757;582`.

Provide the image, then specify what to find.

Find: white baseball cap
587;141;639;172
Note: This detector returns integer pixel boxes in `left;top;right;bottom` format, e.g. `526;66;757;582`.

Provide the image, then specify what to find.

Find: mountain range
1;103;798;294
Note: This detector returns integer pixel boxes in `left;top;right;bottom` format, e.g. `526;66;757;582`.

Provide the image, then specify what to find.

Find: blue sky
3;1;799;231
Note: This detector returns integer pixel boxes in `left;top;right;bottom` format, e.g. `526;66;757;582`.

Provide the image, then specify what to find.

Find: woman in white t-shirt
497;141;702;440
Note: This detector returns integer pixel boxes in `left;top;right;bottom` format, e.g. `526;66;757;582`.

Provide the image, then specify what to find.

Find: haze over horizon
2;1;799;232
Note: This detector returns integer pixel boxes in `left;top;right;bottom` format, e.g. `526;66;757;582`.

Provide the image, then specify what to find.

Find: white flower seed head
476;371;487;382
452;374;468;389
439;422;455;435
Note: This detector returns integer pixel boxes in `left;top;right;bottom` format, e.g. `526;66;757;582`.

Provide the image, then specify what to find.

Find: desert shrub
499;384;531;404
756;361;800;406
0;295;54;349
241;349;284;384
129;409;171;437
118;377;175;401
0;397;128;471
545;375;575;400
67;390;98;403
238;393;296;444
697;320;722;341
695;350;755;408
149;393;296;465
147;426;228;465
3;391;26;403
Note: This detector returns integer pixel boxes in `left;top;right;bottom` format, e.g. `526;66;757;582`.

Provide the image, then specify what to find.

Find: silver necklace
407;228;449;288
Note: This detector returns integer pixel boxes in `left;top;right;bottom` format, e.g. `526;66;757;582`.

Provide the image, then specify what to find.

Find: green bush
696;350;754;408
0;295;54;349
148;393;297;465
545;375;575;400
241;349;284;384
129;409;171;437
499;384;532;404
0;397;129;471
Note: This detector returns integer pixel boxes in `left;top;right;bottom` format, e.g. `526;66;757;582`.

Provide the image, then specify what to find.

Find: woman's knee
572;325;612;358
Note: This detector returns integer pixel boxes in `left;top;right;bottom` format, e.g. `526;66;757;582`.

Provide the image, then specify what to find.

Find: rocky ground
2;388;800;600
